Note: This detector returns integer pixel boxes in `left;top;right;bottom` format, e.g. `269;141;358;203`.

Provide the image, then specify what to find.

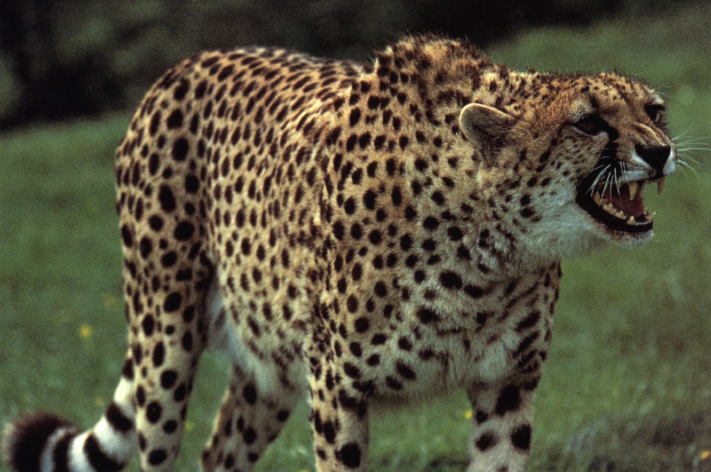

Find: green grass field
1;4;710;471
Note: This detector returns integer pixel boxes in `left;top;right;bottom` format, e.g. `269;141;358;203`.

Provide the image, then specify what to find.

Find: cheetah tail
2;372;136;472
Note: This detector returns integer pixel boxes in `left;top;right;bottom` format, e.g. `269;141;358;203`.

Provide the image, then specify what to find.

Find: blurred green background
1;1;710;471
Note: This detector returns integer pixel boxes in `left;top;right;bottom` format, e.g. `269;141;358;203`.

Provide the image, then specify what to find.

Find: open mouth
575;162;664;234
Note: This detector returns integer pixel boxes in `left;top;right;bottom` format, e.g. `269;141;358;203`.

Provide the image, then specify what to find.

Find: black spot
243;428;257;445
447;227;463;241
166;109;183;129
475;432;498;452
160;370;178;389
349;108;361;126
495;386;521;416
174;384;187;402
139;237;152;259
347;295;359;313
243;384;257;404
148;449;167;465
396;361;416;380
149;215;164;231
149;111;162;136
343;362;361;379
152;342;165;367
344;197;356;214
350;223;363;240
440;271;463;289
120;225;133;248
363;190;377;210
422;239;436;251
181;331;193;351
464;285;486;299
84;433;123;472
146;402;162;423
511;424;532;451
141;315;155;336
161;251;177;268
354;317;369;332
158;185;176;212
333;221;345;240
163;420;177;434
338;443;362;468
105;402;133;433
516;311;541;331
368;230;382;245
136;385;146;406
185;175;199;193
374;281;387;297
417;308;440;324
423;216;439;230
164;292;182;312
385;376;402;390
172;137;189;161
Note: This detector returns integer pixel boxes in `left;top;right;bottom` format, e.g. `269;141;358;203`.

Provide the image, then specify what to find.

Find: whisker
588;164;611;195
612;166;621;197
678;159;701;181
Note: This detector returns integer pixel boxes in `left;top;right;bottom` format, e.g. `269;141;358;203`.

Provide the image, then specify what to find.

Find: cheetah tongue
605;183;646;219
586;179;662;232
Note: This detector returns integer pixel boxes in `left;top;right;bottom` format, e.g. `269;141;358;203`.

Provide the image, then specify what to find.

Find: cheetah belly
206;279;309;396
373;333;526;404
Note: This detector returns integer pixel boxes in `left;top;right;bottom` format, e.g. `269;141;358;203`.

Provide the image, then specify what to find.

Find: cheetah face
569;95;676;240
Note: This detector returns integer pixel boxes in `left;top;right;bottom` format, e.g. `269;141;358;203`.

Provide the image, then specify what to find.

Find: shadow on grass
557;410;711;472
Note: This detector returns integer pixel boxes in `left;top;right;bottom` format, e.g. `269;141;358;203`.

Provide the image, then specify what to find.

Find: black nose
635;144;671;175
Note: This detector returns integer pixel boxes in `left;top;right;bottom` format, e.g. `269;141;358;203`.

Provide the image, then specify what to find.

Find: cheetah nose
634;144;673;176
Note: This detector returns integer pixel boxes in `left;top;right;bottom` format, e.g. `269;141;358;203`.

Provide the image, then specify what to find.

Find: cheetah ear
459;103;514;162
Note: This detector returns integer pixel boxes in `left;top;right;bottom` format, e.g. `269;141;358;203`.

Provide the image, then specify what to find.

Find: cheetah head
459;72;676;261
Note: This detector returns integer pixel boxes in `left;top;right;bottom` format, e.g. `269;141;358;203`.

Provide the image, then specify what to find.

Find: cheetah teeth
628;182;639;200
657;177;665;194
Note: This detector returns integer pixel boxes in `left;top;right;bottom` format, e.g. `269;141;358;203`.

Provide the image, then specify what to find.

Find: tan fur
3;35;675;472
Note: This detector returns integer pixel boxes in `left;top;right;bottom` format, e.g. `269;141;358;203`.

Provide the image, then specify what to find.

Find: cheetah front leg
465;381;536;472
200;363;301;471
308;356;370;472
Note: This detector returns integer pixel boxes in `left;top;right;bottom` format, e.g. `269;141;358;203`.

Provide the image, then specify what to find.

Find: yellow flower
103;294;119;308
701;450;710;460
79;324;92;339
464;410;473;419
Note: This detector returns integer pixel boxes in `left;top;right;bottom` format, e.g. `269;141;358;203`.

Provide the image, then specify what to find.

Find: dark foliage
0;0;696;128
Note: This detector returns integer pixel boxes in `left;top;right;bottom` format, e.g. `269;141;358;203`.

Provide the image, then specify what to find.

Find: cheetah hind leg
200;363;301;471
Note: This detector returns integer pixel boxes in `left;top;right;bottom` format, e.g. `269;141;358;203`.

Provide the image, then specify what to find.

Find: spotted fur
3;34;676;471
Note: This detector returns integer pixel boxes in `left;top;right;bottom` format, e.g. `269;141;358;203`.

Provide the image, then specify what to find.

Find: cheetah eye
644;103;665;125
573;114;607;136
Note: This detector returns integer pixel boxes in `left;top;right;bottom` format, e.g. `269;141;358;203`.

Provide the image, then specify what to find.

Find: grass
1;3;710;471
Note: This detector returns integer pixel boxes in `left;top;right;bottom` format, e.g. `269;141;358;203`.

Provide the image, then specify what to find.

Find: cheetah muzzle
3;34;677;472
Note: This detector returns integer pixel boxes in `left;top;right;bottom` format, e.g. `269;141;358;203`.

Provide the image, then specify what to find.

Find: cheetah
3;34;676;472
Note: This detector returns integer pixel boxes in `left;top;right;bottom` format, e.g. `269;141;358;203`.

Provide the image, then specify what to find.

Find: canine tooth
657;177;666;195
628;182;639;200
627;216;636;225
593;192;601;205
648;211;657;221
